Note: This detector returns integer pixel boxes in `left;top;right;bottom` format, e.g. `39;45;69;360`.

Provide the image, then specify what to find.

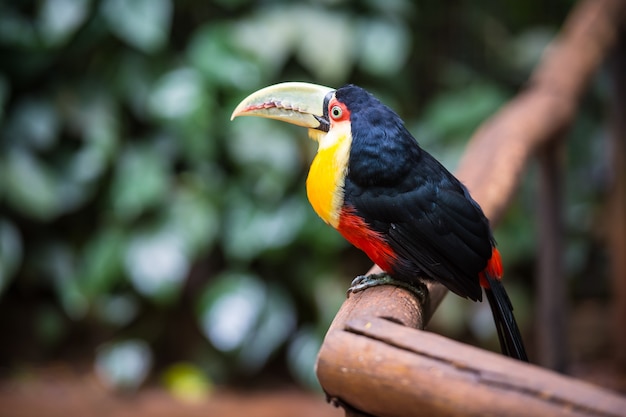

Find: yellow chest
305;127;351;228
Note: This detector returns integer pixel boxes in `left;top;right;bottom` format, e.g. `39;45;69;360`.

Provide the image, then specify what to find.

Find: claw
347;273;394;295
346;272;428;303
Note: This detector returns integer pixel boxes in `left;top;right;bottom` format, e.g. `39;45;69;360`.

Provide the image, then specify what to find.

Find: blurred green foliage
0;0;609;391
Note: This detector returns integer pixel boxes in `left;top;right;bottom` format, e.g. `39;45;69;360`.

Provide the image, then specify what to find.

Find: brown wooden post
536;140;568;372
317;301;626;417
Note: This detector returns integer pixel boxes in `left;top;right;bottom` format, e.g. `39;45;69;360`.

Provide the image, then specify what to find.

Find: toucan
231;82;528;361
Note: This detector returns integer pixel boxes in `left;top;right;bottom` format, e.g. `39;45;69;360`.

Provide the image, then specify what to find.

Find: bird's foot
348;272;395;295
347;272;428;302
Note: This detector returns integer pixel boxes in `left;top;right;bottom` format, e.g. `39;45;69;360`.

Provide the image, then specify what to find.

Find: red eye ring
328;99;349;122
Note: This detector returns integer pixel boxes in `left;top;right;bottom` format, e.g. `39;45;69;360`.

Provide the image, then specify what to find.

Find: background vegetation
0;0;611;395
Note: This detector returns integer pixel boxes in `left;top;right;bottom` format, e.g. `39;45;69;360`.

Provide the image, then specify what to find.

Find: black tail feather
484;275;529;362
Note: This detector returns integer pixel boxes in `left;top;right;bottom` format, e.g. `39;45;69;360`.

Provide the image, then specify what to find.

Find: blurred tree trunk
609;27;626;369
536;139;567;372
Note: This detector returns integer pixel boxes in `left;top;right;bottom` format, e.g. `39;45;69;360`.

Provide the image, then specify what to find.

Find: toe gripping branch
347;272;429;308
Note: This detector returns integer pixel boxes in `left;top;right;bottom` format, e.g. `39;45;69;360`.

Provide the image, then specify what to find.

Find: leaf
148;68;205;120
4;96;60;150
79;226;126;298
197;272;266;352
187;24;262;89
2;148;60;220
115;53;157;119
420;82;507;142
63;88;119;166
232;11;294;77
197;276;296;372
37;0;90;47
124;229;189;304
109;144;169;220
95;339;153;391
287;326;323;390
237;284;296;372
0;74;9;123
357;18;411;76
93;294;139;326
232;5;357;83
222;196;308;261
65;141;112;186
227;118;304;203
36;242;88;319
164;186;219;256
101;0;172;53
0;6;38;48
228;117;302;178
0;219;23;297
509;28;555;74
293;6;355;83
35;304;67;348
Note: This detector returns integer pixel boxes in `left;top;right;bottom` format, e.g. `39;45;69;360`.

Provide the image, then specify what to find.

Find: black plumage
337;85;493;301
335;85;528;361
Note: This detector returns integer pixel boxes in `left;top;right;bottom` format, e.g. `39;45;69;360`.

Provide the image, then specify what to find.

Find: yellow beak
230;82;335;132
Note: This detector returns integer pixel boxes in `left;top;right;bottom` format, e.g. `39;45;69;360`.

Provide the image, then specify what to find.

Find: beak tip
230;104;246;121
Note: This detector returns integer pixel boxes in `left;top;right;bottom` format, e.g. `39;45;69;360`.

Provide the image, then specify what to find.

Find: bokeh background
0;0;619;406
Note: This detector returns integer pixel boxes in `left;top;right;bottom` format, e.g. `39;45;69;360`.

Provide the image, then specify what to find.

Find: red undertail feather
337;207;396;273
481;247;529;361
479;247;503;288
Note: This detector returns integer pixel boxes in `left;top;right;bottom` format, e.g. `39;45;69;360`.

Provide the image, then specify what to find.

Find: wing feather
345;151;492;301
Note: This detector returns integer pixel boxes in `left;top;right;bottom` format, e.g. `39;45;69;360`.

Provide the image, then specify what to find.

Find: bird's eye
330;105;343;120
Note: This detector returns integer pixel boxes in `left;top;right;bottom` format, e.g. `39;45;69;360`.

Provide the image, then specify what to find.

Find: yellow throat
305;123;352;228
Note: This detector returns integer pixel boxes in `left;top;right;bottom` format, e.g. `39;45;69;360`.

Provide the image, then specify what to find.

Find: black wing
344;149;493;301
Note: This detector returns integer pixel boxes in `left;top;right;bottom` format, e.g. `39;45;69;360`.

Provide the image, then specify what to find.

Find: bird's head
232;82;396;226
232;82;415;184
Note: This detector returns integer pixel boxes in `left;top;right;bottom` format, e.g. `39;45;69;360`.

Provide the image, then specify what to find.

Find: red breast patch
337;206;397;273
